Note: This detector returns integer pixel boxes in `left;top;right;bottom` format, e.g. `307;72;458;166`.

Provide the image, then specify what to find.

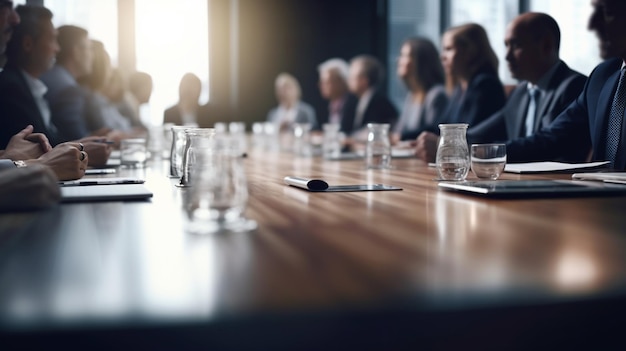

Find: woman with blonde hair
439;23;505;128
266;72;317;132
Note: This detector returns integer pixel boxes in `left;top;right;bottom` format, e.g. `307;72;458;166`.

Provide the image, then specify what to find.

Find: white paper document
572;172;626;183
504;161;610;173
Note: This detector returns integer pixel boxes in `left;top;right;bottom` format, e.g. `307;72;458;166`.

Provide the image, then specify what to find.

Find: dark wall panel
210;0;386;127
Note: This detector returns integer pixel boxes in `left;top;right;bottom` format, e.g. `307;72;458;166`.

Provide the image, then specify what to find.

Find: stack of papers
504;161;610;173
572;172;626;185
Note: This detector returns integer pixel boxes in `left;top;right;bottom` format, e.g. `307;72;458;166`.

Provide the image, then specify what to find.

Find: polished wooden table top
1;148;626;348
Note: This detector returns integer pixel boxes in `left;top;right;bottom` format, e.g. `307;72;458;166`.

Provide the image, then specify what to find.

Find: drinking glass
471;144;507;180
365;123;391;169
293;123;312;156
120;138;147;167
322;123;341;159
178;128;216;187
183;135;257;234
436;124;470;181
229;121;247;156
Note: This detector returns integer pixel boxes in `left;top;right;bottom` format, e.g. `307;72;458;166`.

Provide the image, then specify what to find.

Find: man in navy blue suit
506;0;626;169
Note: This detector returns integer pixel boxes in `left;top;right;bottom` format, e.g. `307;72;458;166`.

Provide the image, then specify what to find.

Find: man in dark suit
415;12;587;162
506;0;626;169
342;55;398;139
164;72;202;126
0;5;110;167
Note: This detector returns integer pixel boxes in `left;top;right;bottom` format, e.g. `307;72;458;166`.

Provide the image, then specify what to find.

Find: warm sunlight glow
135;0;210;126
47;0;119;66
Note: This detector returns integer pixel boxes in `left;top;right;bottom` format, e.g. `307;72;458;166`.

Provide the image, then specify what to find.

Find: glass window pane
135;0;209;126
451;0;518;84
45;0;118;66
388;0;440;109
530;0;600;76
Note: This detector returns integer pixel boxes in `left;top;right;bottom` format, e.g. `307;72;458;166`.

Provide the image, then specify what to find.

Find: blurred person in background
164;72;202;126
317;58;355;127
393;37;448;142
266;72;317;131
343;54;398;142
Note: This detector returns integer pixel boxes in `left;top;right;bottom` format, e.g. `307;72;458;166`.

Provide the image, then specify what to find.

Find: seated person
393;37;448;142
343;55;398;141
438;23;506;129
266;72;317;131
164;72;203;126
79;40;146;141
414;13;587;163
127;70;153;128
0;6;110;167
317;58;356;127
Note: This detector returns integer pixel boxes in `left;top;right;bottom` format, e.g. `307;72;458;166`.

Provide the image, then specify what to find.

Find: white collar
20;70;48;97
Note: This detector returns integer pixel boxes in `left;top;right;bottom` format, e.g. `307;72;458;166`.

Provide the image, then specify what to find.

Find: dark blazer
164;104;184;126
469;61;587;147
0;64;60;149
40;65;90;142
317;93;358;130
441;64;506;129
506;57;626;168
341;90;398;135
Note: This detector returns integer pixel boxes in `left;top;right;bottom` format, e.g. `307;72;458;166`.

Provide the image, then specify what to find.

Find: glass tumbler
365;123;391;169
183;135;257;234
322;123;341;159
471;143;507;180
436;123;470;181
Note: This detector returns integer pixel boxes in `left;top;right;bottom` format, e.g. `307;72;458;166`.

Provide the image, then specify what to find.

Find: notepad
572;172;626;184
60;184;153;202
438;179;626;198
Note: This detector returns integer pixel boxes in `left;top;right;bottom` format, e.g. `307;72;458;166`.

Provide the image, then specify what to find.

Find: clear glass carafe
436;124;470;181
170;126;188;178
178;128;216;187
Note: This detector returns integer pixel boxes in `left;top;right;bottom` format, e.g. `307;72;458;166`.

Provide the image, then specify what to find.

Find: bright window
530;0;601;76
451;0;518;84
45;0;119;66
135;0;209;126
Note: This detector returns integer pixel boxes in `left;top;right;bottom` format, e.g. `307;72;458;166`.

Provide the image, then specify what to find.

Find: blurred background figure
317;58;355;127
128;71;153;127
343;54;398;141
392;37;448;142
266;72;317;132
103;67;143;129
80;40;132;132
163;72;202;126
438;23;505;128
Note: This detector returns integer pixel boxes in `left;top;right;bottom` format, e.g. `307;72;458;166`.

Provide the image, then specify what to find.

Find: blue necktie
606;68;626;167
525;87;540;137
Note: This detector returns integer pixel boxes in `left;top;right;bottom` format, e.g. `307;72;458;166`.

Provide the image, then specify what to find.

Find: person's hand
414;131;439;163
26;143;88;181
82;141;112;167
0;165;61;212
2;125;52;160
390;132;401;145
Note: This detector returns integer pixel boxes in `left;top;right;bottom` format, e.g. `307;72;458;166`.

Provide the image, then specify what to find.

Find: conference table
1;145;626;349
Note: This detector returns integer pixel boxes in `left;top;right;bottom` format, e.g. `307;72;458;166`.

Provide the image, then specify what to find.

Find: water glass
183;135;257;234
293;123;312;156
322;123;341;159
365;123;391;169
471;144;507;180
229;121;247;156
120;138;147;167
436;124;470;181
